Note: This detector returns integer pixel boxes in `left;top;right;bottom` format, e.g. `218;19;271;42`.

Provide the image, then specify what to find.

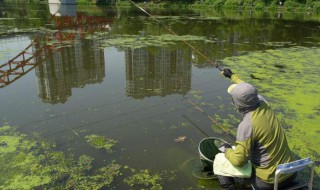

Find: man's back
250;101;293;183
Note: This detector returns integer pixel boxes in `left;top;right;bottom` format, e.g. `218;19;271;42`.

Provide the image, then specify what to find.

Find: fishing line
19;97;133;126
127;1;238;141
19;85;226;131
54;102;196;148
41;97;188;139
183;114;209;137
53;89;228;148
128;0;223;71
183;95;236;141
44;87;228;141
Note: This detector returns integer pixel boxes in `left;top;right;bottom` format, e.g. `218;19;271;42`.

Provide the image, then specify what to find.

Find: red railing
0;13;113;88
0;40;55;88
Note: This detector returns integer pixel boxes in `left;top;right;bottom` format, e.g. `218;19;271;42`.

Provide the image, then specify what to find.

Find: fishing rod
127;0;224;71
183;95;236;141
127;0;236;140
183;114;210;137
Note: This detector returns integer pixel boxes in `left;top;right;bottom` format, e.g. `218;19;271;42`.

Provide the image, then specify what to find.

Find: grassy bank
113;0;320;13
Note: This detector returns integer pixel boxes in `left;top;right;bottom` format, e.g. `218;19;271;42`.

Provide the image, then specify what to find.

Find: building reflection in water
33;3;108;104
35;39;105;104
125;46;192;99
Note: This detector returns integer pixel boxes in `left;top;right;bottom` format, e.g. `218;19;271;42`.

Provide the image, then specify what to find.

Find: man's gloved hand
218;143;232;153
222;69;233;78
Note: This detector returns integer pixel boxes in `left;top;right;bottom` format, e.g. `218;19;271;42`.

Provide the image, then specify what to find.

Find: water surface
0;3;319;189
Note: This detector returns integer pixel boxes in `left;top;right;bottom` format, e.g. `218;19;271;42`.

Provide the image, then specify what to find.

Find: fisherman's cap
227;84;237;94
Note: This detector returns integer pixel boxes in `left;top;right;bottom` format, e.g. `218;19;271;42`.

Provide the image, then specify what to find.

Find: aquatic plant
65;160;121;189
101;34;213;49
78;154;94;171
124;169;163;190
0;125;121;189
190;90;203;101
85;134;118;152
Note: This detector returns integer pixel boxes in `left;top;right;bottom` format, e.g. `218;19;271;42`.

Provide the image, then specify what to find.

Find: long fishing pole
183;96;236;141
128;0;237;140
128;0;224;71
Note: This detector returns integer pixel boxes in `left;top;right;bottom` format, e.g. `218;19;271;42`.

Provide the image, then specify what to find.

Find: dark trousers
218;172;297;190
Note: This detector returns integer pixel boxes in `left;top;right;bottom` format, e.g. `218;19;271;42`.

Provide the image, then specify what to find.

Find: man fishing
217;68;296;190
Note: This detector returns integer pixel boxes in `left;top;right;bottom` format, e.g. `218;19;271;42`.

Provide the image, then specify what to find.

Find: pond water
0;2;319;189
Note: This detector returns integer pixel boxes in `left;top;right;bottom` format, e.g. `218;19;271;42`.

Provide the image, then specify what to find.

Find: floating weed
85;134;118;153
0;125;122;189
169;125;178;130
66;160;121;189
228;114;241;123
78;155;94;171
260;41;297;47
102;34;212;49
124;169;163;190
218;104;225;109
169;121;189;130
190;90;203;101
222;46;320;175
199;102;207;106
180;122;189;127
193;94;202;101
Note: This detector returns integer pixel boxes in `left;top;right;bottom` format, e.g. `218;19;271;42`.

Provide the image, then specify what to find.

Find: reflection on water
49;3;77;17
0;3;112;89
35;39;105;104
0;2;320;189
125;47;191;99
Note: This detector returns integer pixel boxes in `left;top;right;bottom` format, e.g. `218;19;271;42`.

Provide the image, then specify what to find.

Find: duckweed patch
85;134;118;152
260;41;297;47
190;90;203;101
124;169;163;190
222;46;320;175
0;125;121;189
101;34;213;49
170;121;190;130
122;165;177;189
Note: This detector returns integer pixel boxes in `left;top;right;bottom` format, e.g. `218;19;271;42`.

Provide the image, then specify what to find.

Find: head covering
228;82;260;113
227;84;237;94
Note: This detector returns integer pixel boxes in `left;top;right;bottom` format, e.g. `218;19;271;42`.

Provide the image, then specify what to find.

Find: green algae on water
0;125;121;189
101;34;213;49
124;169;163;190
85;134;118;152
122;166;178;189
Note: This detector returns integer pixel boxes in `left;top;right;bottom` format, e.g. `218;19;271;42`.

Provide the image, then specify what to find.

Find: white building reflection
125;47;192;99
35;39;105;104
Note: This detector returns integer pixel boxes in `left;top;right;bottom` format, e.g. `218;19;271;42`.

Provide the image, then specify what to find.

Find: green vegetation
104;0;320;13
0;125;122;189
124;169;163;189
77;0;97;5
85;134;118;152
123;166;177;189
100;34;212;49
0;125;176;189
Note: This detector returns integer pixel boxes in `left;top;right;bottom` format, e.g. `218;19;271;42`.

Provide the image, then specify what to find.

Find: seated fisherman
217;69;296;190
